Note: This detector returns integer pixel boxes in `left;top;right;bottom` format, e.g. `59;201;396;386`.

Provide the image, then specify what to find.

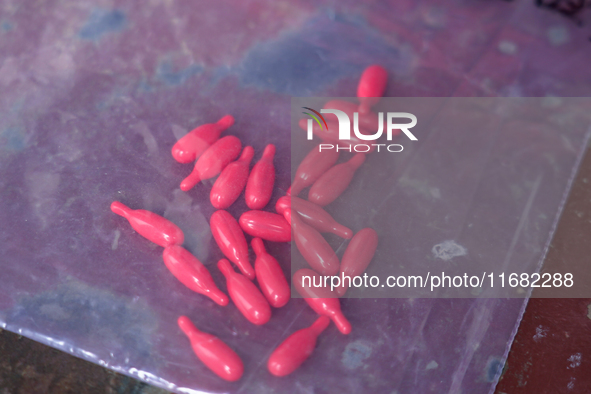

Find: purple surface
1;1;591;393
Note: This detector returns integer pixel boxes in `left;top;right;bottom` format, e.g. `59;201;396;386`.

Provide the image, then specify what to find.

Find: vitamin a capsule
267;316;330;376
210;210;255;280
290;145;339;197
162;246;228;306
110;201;184;247
291;196;352;239
180;136;242;192
335;228;378;297
252;238;290;308
293;268;351;335
291;210;339;276
178;316;243;381
245;144;276;209
218;259;271;325
210;146;254;209
357;65;388;114
239;210;291;243
171;115;234;164
308;153;366;206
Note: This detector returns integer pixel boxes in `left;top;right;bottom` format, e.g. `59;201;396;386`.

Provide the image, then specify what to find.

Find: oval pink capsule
180;136;242;192
239;210;291;243
245;144;275;210
210;146;254;209
252;238;290;308
308;153;366;206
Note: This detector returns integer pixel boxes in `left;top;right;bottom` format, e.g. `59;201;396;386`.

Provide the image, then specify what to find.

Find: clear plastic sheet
2;1;591;393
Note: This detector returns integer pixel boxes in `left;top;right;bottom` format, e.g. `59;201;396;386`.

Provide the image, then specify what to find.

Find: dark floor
0;328;166;394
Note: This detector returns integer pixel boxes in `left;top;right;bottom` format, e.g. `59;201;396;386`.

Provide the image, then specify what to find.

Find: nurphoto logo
302;106;417;153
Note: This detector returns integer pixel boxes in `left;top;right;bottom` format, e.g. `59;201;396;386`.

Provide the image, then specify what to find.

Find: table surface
0;144;589;393
1;1;591;393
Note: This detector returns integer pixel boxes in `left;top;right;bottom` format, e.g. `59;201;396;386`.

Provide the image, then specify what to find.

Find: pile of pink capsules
110;65;387;382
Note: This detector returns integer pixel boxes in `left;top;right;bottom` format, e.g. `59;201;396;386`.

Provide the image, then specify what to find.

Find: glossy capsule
180;136;242;192
178;316;244;381
218;259;271;325
335;228;379;297
239;210;291;243
291;196;352;239
293;269;351;335
110;201;184;247
308;153;366;206
162;246;228;306
245;144;276;209
290;145;339;197
252;238;290;308
291;210;339;276
210;210;255;280
357;65;388;114
275;195;291;225
210;146;254;209
171;115;234;164
267;316;330;376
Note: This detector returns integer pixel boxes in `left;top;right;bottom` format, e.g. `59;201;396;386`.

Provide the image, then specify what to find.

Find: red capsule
162;246;228;306
291;210;339;276
245;144;275;209
239;211;291;243
267;316;330;376
180;136;242;192
110;201;184;247
218;259;271;325
275;195;291;225
210;210;254;280
290;145;339;197
252;238;290;308
210;146;254;209
298;119;374;152
323;99;381;134
357;65;388;114
308;153;366;206
275;195;291;213
335;228;379;297
171;115;234;164
291;196;352;239
178;316;244;381
293;269;351;335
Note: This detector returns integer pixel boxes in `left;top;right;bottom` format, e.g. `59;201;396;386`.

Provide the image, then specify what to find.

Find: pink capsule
239;210;291;243
291;196;352;239
252;238;290;308
357;65;388;114
267;316;330;376
293;269;351;335
162;246;228;306
171;115;234;164
178;316;244;381
335;228;378;297
210;210;255;280
275;195;291;215
308;153;365;206
291;210;339;276
290;145;339;197
218;259;271;325
110;201;184;247
245;144;275;210
180;136;242;192
210;147;254;209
